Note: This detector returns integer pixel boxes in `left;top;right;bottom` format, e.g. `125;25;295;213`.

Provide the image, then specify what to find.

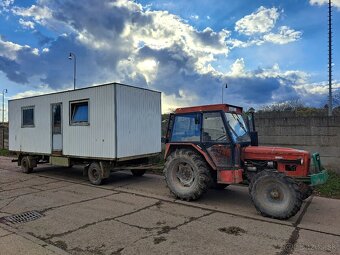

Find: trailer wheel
21;156;33;174
131;169;146;177
88;162;103;185
164;149;211;201
249;170;302;220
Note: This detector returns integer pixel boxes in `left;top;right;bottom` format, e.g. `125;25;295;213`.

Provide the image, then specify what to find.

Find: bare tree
260;99;305;112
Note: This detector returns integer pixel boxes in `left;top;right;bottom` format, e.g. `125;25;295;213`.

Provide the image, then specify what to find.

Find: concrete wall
255;112;340;173
0;124;8;149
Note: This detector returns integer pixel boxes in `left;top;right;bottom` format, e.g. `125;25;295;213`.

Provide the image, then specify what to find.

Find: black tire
211;183;229;190
88;162;103;185
131;169;146;177
249;170;302;220
299;183;313;200
164;149;211;201
21;156;33;174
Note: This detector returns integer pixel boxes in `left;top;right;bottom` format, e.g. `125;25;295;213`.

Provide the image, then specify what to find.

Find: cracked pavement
0;156;339;255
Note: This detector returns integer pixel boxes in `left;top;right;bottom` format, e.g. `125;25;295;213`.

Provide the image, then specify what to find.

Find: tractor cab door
201;112;233;169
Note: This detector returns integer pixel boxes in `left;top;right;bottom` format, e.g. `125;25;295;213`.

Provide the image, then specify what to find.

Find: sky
0;0;340;119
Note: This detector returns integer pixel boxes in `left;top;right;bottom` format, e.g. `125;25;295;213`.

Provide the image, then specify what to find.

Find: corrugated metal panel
116;85;161;158
9;83;161;160
9;84;116;158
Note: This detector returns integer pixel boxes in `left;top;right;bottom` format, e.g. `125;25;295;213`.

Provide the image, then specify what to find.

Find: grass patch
0;148;9;156
315;171;340;199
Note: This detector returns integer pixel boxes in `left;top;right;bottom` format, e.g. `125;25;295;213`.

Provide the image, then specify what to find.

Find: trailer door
51;103;62;154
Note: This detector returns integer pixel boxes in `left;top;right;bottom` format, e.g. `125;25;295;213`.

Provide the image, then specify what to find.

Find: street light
68;52;76;90
222;83;228;103
2;88;7;149
2;89;7;124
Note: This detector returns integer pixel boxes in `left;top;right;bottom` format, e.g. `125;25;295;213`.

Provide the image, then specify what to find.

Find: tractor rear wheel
249;170;302;220
131;169;146;177
164;149;211;201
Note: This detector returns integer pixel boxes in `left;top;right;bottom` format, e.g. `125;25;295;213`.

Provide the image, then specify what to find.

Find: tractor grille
1;211;43;224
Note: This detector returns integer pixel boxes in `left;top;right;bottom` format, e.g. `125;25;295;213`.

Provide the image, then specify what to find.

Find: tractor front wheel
249;170;302;220
299;183;314;200
164;149;211;201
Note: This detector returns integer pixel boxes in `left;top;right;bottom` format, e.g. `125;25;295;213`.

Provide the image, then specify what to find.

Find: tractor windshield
225;112;251;143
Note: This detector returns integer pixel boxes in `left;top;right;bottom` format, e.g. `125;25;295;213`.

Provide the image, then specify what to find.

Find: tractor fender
164;143;217;170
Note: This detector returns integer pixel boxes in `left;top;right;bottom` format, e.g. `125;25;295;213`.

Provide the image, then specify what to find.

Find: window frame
170;113;202;143
202;111;230;144
69;99;90;126
21;106;35;128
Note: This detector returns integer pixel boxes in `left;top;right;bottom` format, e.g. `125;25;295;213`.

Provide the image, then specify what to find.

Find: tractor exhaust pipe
248;108;258;146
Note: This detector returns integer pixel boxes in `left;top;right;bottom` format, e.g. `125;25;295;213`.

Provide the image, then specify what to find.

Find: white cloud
0;0;14;13
229;58;246;77
190;15;199;20
10;88;58;100
235;6;280;35
162;90;199;113
18;18;35;29
2;0;323;110
0;37;30;60
310;0;340;8
263;26;302;44
12;5;52;25
136;58;158;83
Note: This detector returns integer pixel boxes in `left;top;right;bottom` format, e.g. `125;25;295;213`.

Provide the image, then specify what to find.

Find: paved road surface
0;156;339;255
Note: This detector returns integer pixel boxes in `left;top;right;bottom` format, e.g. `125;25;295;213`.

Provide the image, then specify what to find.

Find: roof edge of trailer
8;82;161;101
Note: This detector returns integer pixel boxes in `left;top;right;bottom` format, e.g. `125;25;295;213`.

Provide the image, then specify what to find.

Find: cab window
171;114;201;142
202;112;229;143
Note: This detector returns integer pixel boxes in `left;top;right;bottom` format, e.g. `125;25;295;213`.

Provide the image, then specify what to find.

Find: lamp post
328;0;333;116
2;89;7;149
222;83;228;103
68;52;77;90
2;89;7;125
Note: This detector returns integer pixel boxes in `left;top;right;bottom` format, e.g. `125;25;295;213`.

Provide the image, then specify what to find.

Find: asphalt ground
0;156;339;255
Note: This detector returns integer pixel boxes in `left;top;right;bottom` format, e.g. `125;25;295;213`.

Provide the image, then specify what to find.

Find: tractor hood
242;146;310;162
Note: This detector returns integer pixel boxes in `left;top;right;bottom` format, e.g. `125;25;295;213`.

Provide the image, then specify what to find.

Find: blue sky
0;0;339;118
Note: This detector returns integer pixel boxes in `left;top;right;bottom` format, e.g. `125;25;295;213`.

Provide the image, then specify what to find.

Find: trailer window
70;100;89;125
22;106;34;127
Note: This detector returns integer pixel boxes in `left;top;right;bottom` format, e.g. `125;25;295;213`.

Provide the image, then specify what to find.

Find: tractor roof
175;104;243;114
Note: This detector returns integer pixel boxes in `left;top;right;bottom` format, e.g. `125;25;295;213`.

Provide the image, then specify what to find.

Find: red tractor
163;104;328;220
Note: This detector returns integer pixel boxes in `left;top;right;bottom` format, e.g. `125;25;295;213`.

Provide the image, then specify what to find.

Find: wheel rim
255;179;291;213
176;163;195;187
90;168;100;181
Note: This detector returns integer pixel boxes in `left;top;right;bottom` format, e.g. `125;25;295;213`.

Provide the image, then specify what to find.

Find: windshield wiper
231;114;248;134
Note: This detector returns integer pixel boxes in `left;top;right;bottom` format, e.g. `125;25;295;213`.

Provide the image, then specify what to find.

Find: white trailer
9;83;162;184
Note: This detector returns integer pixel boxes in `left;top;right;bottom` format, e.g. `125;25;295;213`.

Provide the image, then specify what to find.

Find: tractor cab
165;104;253;172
